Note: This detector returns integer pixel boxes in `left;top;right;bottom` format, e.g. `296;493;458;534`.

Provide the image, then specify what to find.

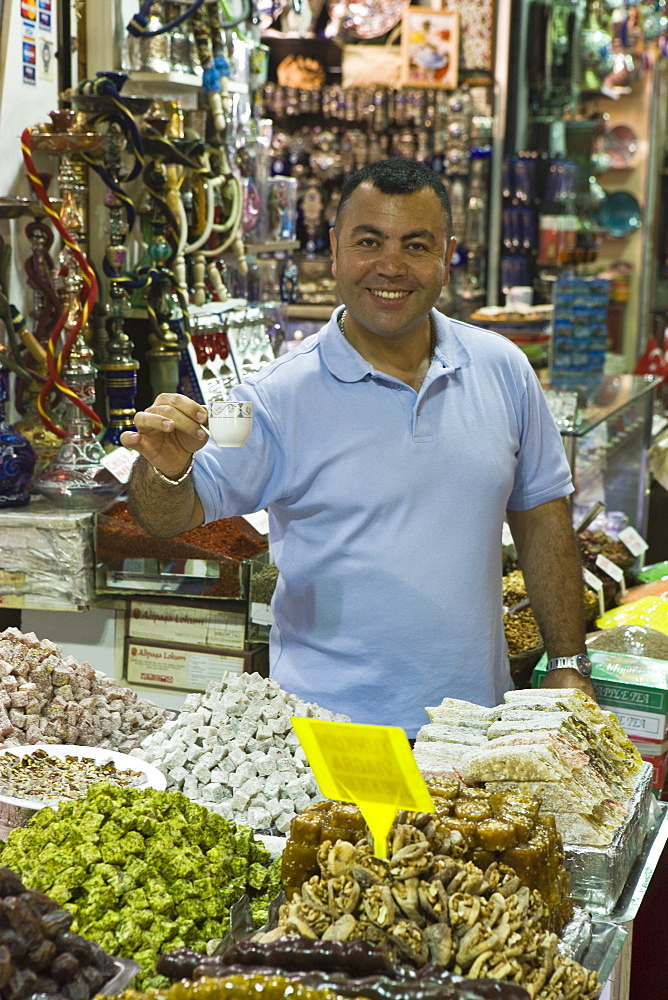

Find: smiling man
123;158;594;735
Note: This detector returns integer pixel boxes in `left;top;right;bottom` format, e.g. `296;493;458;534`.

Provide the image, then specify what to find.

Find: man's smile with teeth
372;290;411;299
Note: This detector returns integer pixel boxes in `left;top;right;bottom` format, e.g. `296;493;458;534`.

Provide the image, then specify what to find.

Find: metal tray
578;918;629;985
99;956;141;994
610;799;668;923
563;762;654;914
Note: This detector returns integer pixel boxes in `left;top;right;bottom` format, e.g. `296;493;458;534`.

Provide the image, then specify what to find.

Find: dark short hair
336;158;452;238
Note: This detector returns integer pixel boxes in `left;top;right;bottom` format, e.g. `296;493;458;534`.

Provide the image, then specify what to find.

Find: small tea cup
207;399;253;447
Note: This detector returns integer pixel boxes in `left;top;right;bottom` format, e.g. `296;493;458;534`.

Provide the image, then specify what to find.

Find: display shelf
544;374;660;535
246;240;300;254
286;304;335;320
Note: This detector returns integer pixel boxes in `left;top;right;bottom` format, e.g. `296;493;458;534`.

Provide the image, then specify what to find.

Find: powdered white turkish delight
139;671;350;831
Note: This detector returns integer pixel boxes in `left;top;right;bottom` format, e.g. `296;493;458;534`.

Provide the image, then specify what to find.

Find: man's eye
407;242;428;252
357;238;378;247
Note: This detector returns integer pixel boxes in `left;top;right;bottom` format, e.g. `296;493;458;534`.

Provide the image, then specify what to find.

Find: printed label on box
251;602;274;625
128;600;245;649
602;703;667;740
125;642;244;692
593;678;668;714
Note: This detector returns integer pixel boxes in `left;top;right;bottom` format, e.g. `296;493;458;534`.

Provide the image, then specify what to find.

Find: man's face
330;182;457;340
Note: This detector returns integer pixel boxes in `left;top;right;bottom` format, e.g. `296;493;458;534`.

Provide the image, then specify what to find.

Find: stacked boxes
120;598;268;694
550;274;609;389
533;650;668;794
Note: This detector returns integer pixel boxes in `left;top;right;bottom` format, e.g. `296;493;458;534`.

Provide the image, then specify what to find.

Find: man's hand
121;393;209;480
539;667;597;702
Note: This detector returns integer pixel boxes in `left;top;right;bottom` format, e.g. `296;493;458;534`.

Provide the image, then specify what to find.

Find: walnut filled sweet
262;808;597;1000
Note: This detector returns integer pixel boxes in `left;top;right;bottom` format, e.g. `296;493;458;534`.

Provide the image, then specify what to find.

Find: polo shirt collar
320;306;471;382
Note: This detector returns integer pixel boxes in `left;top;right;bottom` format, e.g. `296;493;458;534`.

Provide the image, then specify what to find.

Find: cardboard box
639;748;668;794
123;638;268;694
126;599;246;650
533;650;668;741
0;498;95;609
630;736;668;794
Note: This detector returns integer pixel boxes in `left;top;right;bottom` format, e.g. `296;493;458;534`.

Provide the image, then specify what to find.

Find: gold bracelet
150;453;194;485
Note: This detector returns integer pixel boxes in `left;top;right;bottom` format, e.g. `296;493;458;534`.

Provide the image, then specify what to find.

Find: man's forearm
128;455;200;538
507;498;586;658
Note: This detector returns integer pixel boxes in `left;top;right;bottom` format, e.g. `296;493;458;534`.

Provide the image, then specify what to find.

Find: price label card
291;718;433;858
595;555;624;582
101;447;139;484
595;554;626;597
583;568;603;592
583;568;605;618
251;602;274;625
243;509;270;535
618;526;649;558
502;522;514;547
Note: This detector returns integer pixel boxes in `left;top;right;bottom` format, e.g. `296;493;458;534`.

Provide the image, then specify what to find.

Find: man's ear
330;227;338;278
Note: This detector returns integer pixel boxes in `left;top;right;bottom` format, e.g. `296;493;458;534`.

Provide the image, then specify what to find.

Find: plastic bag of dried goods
595;594;668;635
587;625;668;660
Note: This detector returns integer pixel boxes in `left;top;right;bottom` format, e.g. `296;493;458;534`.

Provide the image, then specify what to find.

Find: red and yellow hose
20;127;103;438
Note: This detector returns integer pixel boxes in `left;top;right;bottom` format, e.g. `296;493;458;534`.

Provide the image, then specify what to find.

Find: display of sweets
0;628;165;751
154;940;533;999
281;783;572;936
260;812;596;999
0;785;281;989
550;274;609;389
0;865;119;1000
132;673;349;833
106;974;531;1000
419;691;643;848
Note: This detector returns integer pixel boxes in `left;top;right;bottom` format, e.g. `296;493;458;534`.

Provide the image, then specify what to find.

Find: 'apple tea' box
532;649;668;742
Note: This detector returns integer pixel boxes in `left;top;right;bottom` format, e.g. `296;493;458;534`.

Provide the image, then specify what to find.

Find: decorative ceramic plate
603;124;639;170
329;0;409;38
598;190;642;238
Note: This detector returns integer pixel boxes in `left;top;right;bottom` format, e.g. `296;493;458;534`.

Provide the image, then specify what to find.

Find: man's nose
375;246;407;276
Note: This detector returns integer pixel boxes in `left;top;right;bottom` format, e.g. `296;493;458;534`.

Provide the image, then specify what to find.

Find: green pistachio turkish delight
0;784;280;989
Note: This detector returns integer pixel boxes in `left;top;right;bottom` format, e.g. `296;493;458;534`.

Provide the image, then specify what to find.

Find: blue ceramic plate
598;190;642;238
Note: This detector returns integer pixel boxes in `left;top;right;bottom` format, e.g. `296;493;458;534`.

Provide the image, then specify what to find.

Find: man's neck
339;311;435;391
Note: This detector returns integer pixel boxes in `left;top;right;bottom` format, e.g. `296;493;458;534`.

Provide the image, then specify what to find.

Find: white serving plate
0;743;166;811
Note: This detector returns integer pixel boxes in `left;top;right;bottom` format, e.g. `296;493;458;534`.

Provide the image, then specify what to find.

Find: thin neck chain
338;310;437;359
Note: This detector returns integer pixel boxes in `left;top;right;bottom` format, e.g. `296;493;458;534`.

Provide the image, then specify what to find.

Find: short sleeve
506;367;574;510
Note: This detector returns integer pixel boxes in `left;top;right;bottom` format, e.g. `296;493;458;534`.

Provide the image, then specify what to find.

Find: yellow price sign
290;718;434;858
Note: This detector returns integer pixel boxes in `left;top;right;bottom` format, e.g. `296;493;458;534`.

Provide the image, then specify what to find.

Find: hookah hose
126;0;249;37
76;75;146;232
20;128;103;438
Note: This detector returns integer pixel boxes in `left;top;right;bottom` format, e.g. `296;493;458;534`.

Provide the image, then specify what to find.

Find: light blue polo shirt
193;308;573;737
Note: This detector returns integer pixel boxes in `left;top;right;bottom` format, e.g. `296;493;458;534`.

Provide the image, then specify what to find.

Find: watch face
577;654;592;677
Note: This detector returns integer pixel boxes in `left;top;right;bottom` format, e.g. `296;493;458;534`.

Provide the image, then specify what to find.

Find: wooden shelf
286;304;336;320
246;240;300;254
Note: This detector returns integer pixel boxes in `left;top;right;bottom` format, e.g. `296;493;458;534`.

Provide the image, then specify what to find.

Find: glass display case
541;374;660;536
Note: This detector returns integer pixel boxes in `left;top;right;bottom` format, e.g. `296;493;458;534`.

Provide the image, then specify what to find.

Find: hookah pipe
0;235;44;386
24;220;62;348
189;3;245;304
74;74;146;236
126;0;250;39
20;128;102;438
124;142;202;350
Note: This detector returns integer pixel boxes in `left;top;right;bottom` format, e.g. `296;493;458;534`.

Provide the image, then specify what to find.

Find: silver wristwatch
545;654;592;677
